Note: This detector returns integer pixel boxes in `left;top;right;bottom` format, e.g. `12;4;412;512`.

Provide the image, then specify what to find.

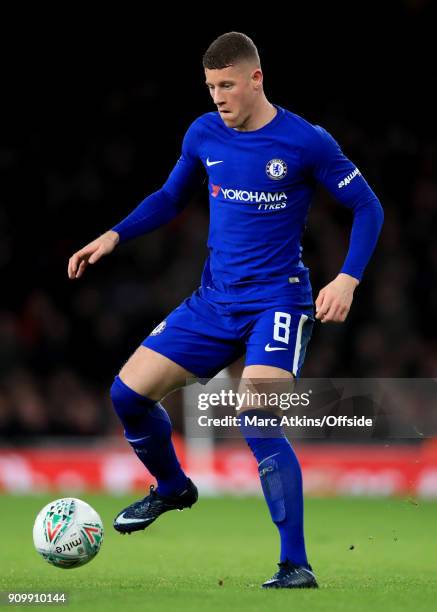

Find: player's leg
112;291;244;533
111;346;199;533
240;309;317;588
118;345;192;399
111;345;193;496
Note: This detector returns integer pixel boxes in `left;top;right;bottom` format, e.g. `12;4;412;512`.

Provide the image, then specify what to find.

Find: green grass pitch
0;494;436;611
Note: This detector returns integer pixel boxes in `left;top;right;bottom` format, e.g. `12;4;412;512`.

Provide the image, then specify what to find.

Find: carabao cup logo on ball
266;158;288;180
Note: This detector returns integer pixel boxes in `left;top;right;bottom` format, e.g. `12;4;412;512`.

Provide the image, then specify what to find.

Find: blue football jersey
113;105;383;304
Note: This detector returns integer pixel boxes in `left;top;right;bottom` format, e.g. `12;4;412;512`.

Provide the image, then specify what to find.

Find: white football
33;498;104;569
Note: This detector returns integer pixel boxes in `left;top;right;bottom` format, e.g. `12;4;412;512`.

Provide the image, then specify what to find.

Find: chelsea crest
266;159;287;180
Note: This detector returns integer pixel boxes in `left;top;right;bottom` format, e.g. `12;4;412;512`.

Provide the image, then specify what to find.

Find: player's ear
251;68;263;89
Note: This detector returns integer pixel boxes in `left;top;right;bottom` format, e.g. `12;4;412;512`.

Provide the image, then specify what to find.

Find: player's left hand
315;273;359;324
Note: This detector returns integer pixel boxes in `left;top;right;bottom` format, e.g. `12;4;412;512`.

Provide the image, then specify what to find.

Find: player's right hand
68;230;120;279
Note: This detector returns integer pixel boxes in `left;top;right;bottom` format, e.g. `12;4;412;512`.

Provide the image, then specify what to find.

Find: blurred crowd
1;35;436;440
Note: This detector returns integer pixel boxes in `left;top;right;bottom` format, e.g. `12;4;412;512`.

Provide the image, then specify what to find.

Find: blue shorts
142;288;314;379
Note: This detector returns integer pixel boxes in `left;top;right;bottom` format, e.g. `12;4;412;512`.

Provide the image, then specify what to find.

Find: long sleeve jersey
113;105;383;303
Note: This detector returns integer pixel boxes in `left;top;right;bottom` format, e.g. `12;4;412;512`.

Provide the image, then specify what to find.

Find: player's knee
118;346;190;399
116;365;162;400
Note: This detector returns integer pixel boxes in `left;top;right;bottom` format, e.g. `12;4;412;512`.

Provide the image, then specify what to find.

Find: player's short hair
203;32;260;70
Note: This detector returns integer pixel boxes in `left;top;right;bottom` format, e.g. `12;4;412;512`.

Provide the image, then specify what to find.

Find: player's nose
213;91;225;106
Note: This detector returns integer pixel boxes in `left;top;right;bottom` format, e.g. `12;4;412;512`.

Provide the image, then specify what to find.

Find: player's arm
68;120;205;279
307;126;384;323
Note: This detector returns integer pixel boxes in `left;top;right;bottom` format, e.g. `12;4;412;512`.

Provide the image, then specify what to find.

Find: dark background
1;2;436;439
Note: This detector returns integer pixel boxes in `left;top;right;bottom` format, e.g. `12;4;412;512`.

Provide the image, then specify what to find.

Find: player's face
204;63;261;129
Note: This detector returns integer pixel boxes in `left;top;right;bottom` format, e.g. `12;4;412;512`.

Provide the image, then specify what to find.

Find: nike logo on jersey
265;344;288;352
206;158;224;166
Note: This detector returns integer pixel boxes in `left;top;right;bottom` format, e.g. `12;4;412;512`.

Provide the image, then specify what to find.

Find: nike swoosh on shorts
264;344;288;352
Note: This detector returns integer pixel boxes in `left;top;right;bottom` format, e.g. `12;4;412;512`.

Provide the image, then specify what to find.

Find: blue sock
240;409;308;567
110;376;188;497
